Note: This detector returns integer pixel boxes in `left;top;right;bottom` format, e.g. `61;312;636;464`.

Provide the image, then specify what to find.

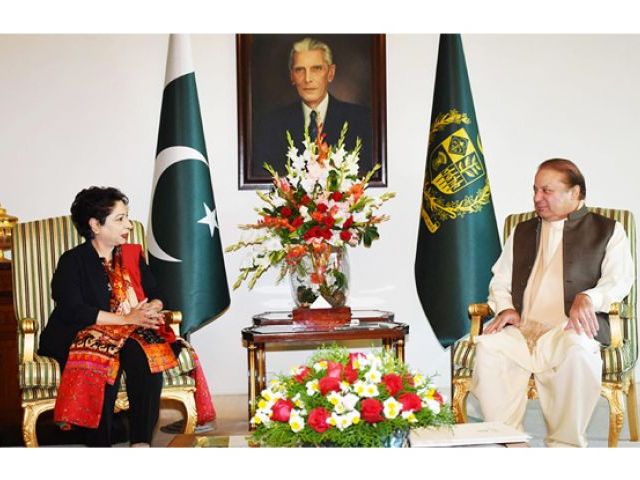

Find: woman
39;186;179;447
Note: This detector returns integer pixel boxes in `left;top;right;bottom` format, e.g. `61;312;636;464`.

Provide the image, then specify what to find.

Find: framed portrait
236;34;388;190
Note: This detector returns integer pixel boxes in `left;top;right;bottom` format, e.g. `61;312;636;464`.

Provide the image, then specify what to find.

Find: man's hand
483;308;521;335
565;293;598;338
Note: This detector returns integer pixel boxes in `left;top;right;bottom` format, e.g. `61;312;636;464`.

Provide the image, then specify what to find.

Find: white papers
409;421;531;447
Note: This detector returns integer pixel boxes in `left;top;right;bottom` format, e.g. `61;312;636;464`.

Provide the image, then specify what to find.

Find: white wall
1;34;638;395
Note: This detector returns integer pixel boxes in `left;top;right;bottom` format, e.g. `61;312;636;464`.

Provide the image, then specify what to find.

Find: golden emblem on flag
421;120;492;233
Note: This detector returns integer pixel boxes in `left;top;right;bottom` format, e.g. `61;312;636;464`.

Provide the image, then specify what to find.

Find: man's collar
566;203;588;223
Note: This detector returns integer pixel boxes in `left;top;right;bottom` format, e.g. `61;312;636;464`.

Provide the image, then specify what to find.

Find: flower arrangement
226;124;395;307
250;346;454;448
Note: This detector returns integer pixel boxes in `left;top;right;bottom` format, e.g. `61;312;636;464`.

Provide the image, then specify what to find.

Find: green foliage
250;345;455;448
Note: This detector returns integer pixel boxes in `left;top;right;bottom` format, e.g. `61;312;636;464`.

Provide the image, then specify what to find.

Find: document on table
409;422;530;447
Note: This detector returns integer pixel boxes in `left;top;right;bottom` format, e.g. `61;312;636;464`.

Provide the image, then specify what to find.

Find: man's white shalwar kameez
471;218;633;447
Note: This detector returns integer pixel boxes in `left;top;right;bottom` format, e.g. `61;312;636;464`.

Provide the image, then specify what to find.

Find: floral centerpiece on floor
250;346;454;447
226;124;395;307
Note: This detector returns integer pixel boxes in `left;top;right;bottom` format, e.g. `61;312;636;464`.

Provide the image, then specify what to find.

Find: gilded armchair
12;216;198;447
452;207;638;447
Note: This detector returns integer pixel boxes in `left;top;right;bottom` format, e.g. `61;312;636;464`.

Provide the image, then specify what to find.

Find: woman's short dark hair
538;158;586;200
70;187;129;240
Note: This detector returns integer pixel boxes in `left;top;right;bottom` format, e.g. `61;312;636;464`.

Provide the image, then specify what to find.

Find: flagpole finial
165;34;194;86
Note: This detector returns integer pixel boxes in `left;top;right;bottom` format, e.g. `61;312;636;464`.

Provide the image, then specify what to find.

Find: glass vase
289;246;350;308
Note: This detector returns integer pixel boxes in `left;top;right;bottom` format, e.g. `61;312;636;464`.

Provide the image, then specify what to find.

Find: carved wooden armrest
162;310;182;337
468;303;494;344
19;318;38;362
607;302;627;349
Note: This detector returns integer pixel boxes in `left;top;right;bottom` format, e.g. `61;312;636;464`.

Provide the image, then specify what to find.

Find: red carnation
432;390;444;405
308;407;331;433
316;203;328;214
382;373;404;396
293;366;311;384
320;227;332;240
398;392;422;412
340;230;352;242
280;206;292;217
300;194;311;206
271;399;294;422
319;376;341;396
360;398;384;423
331;191;344;202
323;216;335;227
291;216;304;228
343;216;354;229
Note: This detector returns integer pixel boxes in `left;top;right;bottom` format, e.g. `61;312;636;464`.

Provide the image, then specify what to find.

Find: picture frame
236;34;388;190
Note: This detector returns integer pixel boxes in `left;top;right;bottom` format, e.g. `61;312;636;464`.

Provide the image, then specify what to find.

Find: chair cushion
453;335;635;382
20;347;197;389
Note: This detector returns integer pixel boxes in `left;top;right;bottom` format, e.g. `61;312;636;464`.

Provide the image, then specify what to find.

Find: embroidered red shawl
54;244;215;429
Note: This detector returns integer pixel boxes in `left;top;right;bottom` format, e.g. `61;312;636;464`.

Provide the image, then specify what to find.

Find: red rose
323;215;335;227
320;227;332;240
280;206;292;217
360;398;384;423
271;399;294;422
293;366;311;384
340;230;352;242
343;216;354;229
331;191;344;202
316;203;328;214
382;373;404;396
343;363;358;384
326;361;343;379
291;216;304;228
319;376;341;396
398;392;422;412
308;407;331;433
300;194;311;206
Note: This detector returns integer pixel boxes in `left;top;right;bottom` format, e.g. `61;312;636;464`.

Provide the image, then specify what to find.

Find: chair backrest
11;215;146;361
504;207;637;364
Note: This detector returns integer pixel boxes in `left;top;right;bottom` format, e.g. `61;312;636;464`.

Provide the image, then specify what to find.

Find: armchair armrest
468;303;493;344
607;301;628;349
19;318;39;363
162;310;182;337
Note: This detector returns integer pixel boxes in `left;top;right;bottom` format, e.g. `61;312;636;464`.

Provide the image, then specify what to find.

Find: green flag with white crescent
415;34;501;348
148;34;230;336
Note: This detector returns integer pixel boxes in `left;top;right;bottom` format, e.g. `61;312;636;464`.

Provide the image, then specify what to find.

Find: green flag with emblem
148;34;230;336
415;34;501;348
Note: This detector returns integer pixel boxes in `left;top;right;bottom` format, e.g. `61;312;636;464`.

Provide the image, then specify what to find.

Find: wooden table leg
246;342;258;430
257;343;266;393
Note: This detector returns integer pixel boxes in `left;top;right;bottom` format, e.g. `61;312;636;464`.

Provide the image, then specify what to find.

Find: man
253;37;373;177
471;158;634;447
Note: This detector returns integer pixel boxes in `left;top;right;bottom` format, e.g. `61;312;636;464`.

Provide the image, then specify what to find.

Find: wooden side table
0;262;21;445
241;310;408;427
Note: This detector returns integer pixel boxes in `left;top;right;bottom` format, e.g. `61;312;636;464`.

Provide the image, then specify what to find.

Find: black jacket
253;95;373;178
38;241;161;365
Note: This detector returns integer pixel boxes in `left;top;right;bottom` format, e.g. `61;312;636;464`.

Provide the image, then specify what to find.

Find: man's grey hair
288;37;333;70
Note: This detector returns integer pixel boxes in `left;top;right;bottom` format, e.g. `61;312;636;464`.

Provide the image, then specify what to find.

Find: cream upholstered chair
452;207;638;447
12;216;198;447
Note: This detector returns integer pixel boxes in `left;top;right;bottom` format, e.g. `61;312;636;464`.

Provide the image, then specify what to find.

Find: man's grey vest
511;206;615;344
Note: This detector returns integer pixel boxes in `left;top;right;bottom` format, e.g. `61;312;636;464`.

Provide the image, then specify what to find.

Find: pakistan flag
148;34;230;336
415;34;501;348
